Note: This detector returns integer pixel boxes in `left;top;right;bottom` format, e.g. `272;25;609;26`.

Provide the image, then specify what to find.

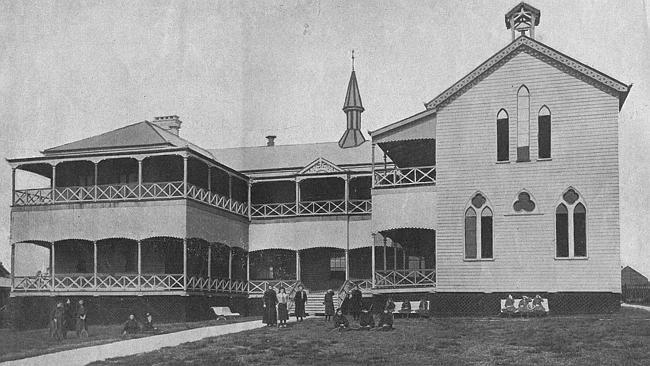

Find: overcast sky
1;0;649;276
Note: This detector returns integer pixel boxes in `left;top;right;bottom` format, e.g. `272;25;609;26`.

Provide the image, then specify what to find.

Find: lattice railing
140;274;184;291
299;200;345;215
251;202;297;217
374;166;436;188
348;199;372;214
53;275;94;291
13;181;248;217
374;269;436;288
248;280;302;296
13;275;52;291
187;276;248;294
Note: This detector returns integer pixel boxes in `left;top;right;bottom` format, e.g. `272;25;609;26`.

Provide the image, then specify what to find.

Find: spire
339;51;366;149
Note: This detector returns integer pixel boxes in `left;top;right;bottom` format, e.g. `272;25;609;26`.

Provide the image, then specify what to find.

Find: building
622;266;649;287
6;2;631;327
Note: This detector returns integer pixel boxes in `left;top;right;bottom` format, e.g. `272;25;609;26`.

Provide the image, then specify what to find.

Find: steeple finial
351;49;355;71
339;54;366;149
505;2;541;41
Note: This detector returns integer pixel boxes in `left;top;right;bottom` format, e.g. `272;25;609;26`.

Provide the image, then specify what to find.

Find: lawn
0;316;260;362
90;308;650;366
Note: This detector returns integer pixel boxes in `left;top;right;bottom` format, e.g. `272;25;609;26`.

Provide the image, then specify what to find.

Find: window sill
495;161;510;164
537;158;552;162
463;258;495;262
554;256;588;261
516;159;532;163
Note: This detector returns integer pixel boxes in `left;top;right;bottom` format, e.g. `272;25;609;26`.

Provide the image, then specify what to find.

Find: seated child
503;294;516;314
359;308;374;329
333;308;349;331
122;314;140;336
531;295;546;315
377;309;393;330
400;300;412;314
416;298;429;317
518;296;531;314
142;312;159;332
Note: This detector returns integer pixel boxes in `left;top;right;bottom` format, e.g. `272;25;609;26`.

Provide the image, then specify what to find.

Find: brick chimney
152;115;182;136
266;135;276;147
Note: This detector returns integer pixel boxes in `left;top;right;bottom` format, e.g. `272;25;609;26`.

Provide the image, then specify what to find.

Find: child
377;309;393;331
503;294;516;315
323;289;335;321
142;312;159;332
277;287;289;328
122;314;140;336
359;306;374;329
333;308;349;331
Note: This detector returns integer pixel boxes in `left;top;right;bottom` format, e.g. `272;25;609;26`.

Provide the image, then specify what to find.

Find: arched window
555;188;587;258
538;106;551;159
465;193;493;259
517;86;530;162
497;109;509;161
555;204;569;257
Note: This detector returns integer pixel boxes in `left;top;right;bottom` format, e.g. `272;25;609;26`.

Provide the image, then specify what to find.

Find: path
622;303;650;312
2;318;292;366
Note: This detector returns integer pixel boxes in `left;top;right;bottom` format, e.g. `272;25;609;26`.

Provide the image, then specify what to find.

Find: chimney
152;115;182;136
265;135;276;147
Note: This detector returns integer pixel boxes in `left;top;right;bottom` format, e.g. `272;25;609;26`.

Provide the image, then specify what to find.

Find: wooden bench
500;298;549;317
393;301;430;318
211;306;241;321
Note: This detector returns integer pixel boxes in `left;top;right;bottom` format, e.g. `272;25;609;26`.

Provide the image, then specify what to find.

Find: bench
211;306;241;321
500;298;549;317
393;301;430;318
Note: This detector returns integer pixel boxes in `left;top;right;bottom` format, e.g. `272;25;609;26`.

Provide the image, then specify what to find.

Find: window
497;109;509;161
513;191;536;213
517;86;530;162
465;193;493;259
538;106;551;159
555;188;587;258
330;256;345;272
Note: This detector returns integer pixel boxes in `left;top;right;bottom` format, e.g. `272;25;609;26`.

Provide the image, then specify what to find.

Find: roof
43;121;216;159
0;262;9;278
343;71;364;111
425;35;631;111
210;141;372;172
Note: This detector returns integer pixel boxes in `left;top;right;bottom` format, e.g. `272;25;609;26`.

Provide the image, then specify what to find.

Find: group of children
122;312;159;336
502;294;547;316
49;299;87;340
330;295;402;332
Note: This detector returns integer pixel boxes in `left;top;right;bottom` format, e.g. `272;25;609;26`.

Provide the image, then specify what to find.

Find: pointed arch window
497;109;509;161
538;106;551;159
556;188;587;258
465;193;493;260
517;86;530;162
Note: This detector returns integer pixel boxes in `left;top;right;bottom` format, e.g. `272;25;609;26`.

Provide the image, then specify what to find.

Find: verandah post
137;159;143;199
371;234;376;287
295;250;300;282
10;243;15;290
228;248;233;292
183;156;188;198
247;181;252;220
11;167;15;206
93;241;97;289
371;143;375;188
51;242;55;292
183;238;187;291
137;240;142;291
246;253;250;293
207;245;212;282
93;162;98;202
295;178;300;215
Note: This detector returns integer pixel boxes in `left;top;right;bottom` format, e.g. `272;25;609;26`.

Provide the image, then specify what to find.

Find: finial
351;49;355;71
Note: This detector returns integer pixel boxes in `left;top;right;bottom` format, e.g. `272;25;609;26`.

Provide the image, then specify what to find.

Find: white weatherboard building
7;3;630;327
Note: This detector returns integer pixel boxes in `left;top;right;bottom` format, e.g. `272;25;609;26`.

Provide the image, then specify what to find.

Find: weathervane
351;49;355;71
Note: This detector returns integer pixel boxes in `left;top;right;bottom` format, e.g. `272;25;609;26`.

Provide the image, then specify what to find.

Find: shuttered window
481;207;493;259
538;106;551;159
497;109;509;161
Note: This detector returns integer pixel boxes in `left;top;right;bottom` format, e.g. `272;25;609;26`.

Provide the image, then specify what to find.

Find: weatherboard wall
434;50;621;293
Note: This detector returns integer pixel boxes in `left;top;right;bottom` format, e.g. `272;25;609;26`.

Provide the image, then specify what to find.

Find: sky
1;0;649;276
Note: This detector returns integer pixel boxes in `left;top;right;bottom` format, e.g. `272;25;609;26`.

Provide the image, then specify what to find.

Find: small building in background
622;266;649;287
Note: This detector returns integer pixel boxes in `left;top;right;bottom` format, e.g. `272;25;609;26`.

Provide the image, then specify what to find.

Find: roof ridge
211;141;340;151
44;120;160;153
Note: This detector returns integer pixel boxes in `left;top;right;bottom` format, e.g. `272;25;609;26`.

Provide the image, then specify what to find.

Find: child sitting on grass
333;308;349;331
377;309;393;331
359;306;374;329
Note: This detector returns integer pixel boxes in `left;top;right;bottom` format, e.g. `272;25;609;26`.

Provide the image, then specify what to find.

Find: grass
89;308;650;366
0;316;260;362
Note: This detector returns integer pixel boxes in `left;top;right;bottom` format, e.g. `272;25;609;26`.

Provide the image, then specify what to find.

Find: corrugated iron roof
210;141;371;172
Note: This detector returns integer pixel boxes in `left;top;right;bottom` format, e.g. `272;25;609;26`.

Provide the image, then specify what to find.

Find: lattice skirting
428;292;621;316
7;294;249;330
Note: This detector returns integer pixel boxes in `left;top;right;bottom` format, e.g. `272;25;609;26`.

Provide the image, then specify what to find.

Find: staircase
304;291;340;316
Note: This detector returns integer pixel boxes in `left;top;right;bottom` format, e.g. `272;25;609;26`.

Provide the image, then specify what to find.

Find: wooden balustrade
13;181;247;217
374;269;436;288
250;199;371;218
374;166;436;188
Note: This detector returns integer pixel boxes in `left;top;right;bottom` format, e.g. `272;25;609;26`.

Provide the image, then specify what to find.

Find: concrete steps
304;291;339;316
